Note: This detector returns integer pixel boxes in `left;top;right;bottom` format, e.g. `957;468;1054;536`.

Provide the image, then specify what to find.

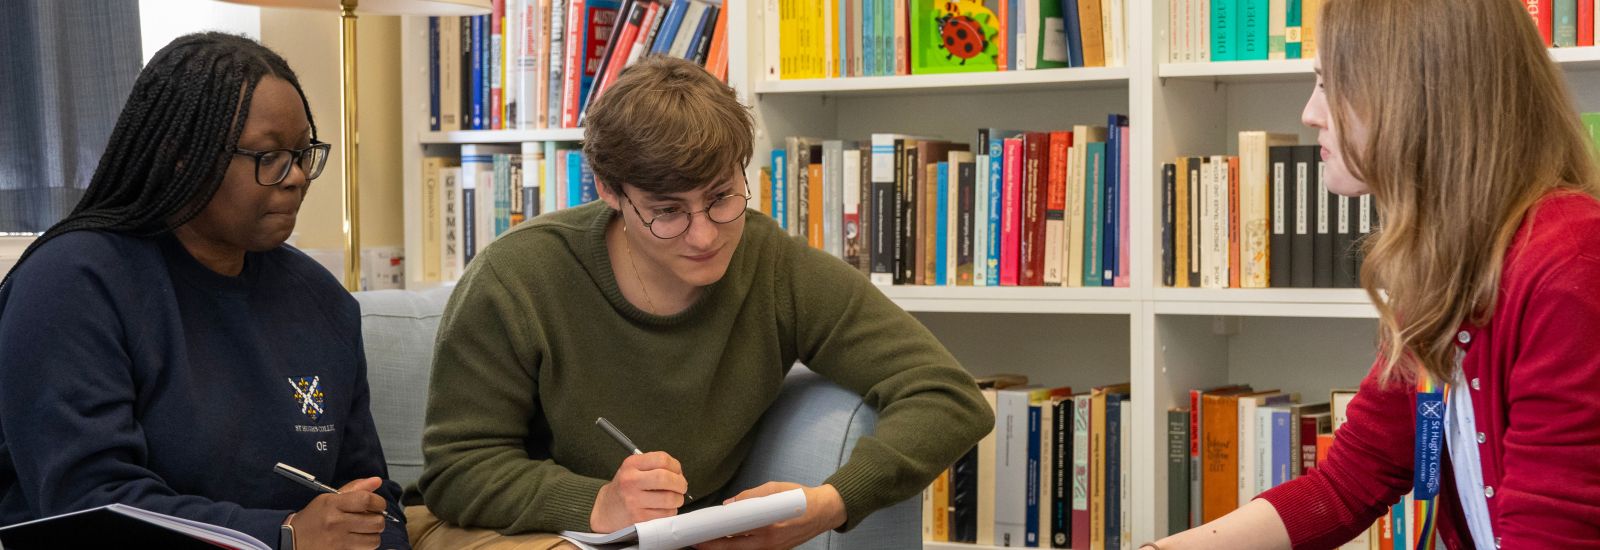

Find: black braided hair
0;32;318;291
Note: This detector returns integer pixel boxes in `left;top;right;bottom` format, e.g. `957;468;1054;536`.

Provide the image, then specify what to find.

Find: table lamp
218;0;491;290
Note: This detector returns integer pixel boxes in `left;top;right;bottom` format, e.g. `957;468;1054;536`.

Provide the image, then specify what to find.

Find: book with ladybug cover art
911;1;1003;74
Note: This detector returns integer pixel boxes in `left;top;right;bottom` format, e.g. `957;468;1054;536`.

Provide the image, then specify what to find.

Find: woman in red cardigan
1150;0;1600;548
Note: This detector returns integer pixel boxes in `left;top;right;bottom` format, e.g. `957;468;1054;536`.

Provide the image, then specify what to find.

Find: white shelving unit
393;4;1600;547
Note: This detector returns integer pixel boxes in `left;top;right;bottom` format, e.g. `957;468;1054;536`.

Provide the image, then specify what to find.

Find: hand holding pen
274;463;399;550
588;417;693;534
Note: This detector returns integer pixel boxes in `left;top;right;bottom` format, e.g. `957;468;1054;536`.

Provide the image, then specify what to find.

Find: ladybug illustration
936;1;995;64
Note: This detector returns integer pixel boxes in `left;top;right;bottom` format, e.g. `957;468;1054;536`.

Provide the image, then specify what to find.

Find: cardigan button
1471;378;1481;390
1485;485;1495;498
1495;537;1502;549
1477;432;1486;444
1457;330;1471;344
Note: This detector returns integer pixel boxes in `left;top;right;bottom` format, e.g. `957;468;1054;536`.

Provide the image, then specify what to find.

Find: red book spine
491;0;505;130
1000;138;1024;285
1299;416;1320;475
1021;132;1050;286
1581;0;1595;46
595;2;646;100
1228;156;1241;289
560;0;587;128
1528;0;1555;45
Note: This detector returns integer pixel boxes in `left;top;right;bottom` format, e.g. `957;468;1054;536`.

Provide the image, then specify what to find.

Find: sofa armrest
728;366;920;550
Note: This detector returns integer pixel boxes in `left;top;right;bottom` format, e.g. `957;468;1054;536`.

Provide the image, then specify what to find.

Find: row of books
1525;0;1600;47
922;376;1134;548
426;0;728;132
1160;134;1371;289
1165;0;1322;63
761;119;1133;288
1170;386;1418;550
417;143;592;282
766;0;1128;80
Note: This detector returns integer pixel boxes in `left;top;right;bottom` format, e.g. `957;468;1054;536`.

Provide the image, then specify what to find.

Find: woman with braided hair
0;33;406;550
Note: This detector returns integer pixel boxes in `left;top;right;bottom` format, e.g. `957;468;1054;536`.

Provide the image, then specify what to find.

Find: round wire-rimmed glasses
623;183;752;239
231;142;332;186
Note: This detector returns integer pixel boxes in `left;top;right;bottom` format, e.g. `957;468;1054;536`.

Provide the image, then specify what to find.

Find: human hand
691;482;847;550
589;451;688;533
289;477;388;550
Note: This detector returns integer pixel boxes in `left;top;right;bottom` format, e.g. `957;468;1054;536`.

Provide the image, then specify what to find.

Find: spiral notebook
558;488;808;550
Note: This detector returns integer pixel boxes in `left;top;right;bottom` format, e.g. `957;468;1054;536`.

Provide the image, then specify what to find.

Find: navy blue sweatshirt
0;231;408;549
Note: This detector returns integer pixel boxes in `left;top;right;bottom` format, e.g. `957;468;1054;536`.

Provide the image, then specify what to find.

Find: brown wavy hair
583;55;754;196
1321;0;1600;384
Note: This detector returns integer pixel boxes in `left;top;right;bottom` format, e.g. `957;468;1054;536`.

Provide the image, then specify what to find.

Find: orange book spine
705;0;729;80
1228;156;1241;288
932;469;951;541
808;162;824;249
1201;394;1241;523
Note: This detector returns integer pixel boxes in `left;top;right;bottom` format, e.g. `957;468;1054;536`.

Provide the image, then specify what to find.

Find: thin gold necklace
622;223;659;315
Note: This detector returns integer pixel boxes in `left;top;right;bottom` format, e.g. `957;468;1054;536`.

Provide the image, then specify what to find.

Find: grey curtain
0;0;141;234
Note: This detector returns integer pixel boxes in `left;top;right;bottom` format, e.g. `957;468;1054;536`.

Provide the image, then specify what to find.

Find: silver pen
595;417;695;502
273;462;401;523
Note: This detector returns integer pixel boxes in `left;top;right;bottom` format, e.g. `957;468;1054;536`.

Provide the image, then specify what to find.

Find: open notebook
559;488;808;550
0;503;271;550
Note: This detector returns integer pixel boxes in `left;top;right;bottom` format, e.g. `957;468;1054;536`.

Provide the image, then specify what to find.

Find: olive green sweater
417;202;991;534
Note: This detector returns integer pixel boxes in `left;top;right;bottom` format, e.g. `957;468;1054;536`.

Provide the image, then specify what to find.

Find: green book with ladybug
911;0;1003;75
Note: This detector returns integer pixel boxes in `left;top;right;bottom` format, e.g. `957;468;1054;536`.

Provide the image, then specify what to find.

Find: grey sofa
353;288;919;550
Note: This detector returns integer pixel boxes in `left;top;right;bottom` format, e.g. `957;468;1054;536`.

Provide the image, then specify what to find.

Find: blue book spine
685;5;715;60
1271;409;1292;488
578;0;622;110
771;149;788;229
568;151;585;208
1008;0;1021;70
1240;0;1269;60
479;15;490;129
862;0;875;76
936;162;950;285
1103;115;1125;286
428;17;440;131
652;0;688;54
1083;143;1106;287
1060;0;1084;67
1392;504;1407;550
1105;396;1122;549
495;156;511;235
1026;403;1042;547
880;0;893;74
469;16;483;129
987;137;1004;286
578;153;596;204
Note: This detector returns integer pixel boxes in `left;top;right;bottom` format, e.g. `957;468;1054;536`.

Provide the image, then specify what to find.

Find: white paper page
109;504;272;550
559;488;807;550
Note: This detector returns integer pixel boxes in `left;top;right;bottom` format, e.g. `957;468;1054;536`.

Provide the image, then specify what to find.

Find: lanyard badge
1412;374;1449;549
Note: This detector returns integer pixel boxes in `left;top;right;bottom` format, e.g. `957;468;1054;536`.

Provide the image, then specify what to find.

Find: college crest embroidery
288;376;326;423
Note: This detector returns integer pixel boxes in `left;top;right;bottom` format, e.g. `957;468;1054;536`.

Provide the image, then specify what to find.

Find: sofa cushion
353;287;454;488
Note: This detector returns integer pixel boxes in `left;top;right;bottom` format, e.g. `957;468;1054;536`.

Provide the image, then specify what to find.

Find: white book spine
974;150;990;287
995;390;1031;547
824;141;844;258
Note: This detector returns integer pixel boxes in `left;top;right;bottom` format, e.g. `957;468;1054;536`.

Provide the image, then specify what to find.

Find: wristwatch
279;513;297;550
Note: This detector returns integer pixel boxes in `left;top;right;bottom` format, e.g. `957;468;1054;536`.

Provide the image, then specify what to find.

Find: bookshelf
393;2;1600;546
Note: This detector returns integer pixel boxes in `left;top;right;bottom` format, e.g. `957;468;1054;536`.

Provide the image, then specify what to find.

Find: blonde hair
583;56;754;196
1322;0;1600;384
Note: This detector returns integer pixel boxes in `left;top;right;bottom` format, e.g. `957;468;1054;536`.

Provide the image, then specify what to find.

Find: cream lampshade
218;0;491;291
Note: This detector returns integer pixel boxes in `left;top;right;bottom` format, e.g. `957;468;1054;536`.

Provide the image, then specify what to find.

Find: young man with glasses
408;55;991;550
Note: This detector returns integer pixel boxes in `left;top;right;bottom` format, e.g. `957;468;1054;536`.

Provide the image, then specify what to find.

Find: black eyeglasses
232;142;332;186
623;183;751;239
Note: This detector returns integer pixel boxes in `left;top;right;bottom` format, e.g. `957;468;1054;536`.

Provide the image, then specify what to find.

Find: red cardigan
1259;191;1600;549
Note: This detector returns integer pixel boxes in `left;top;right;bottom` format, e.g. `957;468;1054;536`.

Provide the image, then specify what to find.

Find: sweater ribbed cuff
824;462;889;532
541;475;608;533
1257;482;1330;548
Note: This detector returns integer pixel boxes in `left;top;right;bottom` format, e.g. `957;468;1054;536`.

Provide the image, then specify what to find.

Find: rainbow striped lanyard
1412;373;1450;550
